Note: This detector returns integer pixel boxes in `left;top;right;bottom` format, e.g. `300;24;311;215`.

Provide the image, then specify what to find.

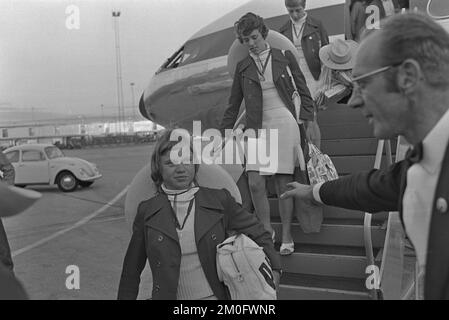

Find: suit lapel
271;49;289;83
280;20;293;42
194;188;224;244
239;57;261;84
145;193;179;243
302;16;318;38
425;139;449;299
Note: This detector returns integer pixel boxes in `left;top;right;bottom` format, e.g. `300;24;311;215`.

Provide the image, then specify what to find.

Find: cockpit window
157;46;185;73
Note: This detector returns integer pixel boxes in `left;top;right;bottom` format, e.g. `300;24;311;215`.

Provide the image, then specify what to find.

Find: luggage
216;233;277;300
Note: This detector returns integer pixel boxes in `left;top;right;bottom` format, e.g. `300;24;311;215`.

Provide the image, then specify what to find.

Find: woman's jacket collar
237;48;290;83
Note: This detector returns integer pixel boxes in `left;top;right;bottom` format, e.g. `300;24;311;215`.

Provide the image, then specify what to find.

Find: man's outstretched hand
280;182;320;206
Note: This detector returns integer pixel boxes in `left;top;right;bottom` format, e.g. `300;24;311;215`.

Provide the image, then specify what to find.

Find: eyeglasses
350;61;403;94
352;62;403;83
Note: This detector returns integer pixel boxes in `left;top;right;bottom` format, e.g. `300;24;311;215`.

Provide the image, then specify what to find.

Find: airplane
139;0;347;132
126;0;449;300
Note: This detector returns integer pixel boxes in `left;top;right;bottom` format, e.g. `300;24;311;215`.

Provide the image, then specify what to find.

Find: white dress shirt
403;109;449;269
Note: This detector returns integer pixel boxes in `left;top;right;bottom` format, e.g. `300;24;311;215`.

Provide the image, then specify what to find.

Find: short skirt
244;104;301;175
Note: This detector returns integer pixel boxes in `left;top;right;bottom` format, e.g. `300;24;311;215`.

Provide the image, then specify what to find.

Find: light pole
112;10;125;135
100;104;104;122
130;82;135;121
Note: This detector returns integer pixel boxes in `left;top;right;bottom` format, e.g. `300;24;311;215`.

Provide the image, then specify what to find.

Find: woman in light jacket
221;13;315;255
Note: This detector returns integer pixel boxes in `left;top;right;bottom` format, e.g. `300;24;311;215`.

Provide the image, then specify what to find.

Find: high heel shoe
280;242;294;256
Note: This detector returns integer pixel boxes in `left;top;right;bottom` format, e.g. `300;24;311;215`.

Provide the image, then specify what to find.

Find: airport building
0;115;162;149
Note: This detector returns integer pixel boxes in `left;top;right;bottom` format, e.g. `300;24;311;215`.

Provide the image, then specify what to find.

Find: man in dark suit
0;182;41;299
281;12;449;299
0;151;15;270
279;0;329;148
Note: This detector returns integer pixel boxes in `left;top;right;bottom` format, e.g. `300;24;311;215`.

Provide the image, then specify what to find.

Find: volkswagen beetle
3;144;102;192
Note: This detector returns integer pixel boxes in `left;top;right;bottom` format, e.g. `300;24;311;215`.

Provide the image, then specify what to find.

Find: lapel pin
436;197;448;213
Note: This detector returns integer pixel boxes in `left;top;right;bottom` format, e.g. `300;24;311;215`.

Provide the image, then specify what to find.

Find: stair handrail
363;139;391;299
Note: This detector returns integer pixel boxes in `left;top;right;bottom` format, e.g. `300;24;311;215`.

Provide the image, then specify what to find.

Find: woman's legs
247;171;272;234
274;174;294;244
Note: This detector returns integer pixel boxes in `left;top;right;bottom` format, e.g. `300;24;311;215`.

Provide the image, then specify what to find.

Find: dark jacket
319;139;449;300
0;152;15;271
351;1;368;42
279;15;329;80
0;152;15;185
0;219;13;270
0;263;27;300
118;187;280;300
221;48;314;133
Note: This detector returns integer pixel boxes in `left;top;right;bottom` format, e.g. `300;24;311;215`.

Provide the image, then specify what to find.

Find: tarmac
3;144;155;299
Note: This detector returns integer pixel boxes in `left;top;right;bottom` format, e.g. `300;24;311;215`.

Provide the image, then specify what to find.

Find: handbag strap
282;49;305;125
282;50;298;93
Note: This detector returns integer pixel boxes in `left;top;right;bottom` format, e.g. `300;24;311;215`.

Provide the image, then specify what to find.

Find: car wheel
56;171;78;192
79;181;94;188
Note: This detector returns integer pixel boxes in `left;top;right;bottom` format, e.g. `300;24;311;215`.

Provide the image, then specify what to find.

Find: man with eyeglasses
281;12;449;299
279;0;329;148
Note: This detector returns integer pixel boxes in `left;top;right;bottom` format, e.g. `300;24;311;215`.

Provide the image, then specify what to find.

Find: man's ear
397;59;422;94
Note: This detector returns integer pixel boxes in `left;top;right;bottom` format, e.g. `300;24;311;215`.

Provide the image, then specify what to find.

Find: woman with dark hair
350;0;369;42
221;13;315;255
118;129;281;300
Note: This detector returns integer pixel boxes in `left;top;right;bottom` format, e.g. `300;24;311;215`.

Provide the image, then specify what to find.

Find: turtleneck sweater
161;184;217;300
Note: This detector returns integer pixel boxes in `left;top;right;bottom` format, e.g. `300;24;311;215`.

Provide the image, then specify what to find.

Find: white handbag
216;234;277;300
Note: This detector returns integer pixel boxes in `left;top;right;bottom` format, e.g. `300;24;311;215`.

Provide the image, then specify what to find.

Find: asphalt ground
3;144;155;299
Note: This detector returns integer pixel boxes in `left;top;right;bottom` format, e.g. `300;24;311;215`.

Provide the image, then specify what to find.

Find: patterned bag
306;143;339;185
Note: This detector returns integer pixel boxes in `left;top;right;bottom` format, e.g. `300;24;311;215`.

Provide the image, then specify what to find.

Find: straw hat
0;183;41;217
319;39;359;70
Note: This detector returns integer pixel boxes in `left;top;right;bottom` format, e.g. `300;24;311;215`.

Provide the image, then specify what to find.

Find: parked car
3;144;102;192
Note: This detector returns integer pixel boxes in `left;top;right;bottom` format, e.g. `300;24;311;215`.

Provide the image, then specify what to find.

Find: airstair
270;103;395;299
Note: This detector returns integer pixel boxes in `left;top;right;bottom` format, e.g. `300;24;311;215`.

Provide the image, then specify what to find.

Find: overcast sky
0;0;245;117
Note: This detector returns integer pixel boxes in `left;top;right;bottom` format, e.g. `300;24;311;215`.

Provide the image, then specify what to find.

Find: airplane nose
139;94;149;119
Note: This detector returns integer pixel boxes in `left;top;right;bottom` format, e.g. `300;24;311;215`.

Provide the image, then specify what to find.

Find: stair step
275;243;380;256
279;273;370;300
318;102;367;124
275;243;378;279
271;221;386;248
331;155;391;174
269;199;389;222
271;216;384;227
321;138;397;157
320;123;375;140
